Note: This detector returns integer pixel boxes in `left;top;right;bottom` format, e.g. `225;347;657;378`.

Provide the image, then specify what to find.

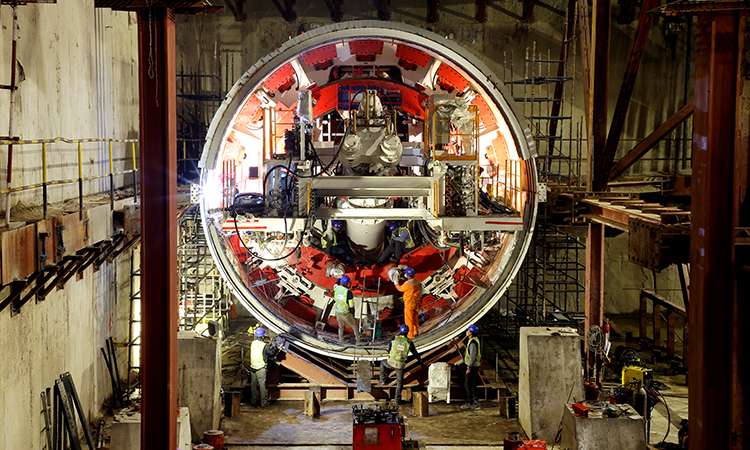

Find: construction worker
322;220;354;266
377;222;415;263
461;324;482;410
380;324;424;405
333;275;360;344
246;327;279;408
394;267;421;339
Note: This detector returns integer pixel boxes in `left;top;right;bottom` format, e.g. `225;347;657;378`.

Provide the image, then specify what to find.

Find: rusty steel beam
106;235;141;264
662;0;750;15
76;244;106;281
576;0;593;180
589;0;610;190
427;0;439;23
13;268;59;313
547;0;577;152
475;0;487;22
522;0;535;22
278;350;348;386
93;234;127;271
585;222;604;384
731;12;750;449
596;0;661;191
138;7;178;450
689;12;738;450
0;280;29;314
609;100;695;181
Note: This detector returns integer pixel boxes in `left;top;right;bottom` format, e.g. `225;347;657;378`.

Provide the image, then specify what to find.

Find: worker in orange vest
395;267;421;339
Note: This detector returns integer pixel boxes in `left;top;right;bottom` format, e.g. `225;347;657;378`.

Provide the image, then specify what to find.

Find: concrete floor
223;399;521;449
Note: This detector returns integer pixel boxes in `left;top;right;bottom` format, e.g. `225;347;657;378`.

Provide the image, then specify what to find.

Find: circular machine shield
200;21;538;359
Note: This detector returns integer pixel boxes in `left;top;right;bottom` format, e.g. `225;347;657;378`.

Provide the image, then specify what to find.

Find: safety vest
321;229;338;248
334;284;352;313
249;339;266;370
397;227;415;249
464;337;481;367
387;335;411;369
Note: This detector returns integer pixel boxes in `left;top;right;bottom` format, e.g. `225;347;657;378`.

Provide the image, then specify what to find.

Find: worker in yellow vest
379;324;424;405
461;324;482;410
246;327;279;408
377;222;415;263
394;267;421;339
322;220;354;266
333;275;360;344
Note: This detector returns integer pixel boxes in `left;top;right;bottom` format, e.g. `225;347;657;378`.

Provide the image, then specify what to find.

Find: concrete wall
0;243;138;448
0;1;139;213
0;1;140;447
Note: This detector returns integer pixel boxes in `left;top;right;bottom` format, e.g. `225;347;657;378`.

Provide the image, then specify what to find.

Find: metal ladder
358;275;381;342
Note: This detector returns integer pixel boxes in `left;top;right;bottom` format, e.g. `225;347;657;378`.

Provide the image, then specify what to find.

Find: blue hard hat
467;324;479;334
389;222;398;232
404;267;415;277
340;275;350;285
254;327;267;338
332;220;342;229
418;313;426;324
399;324;409;335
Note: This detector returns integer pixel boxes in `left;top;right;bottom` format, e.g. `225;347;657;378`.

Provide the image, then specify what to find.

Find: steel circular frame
200;20;538;360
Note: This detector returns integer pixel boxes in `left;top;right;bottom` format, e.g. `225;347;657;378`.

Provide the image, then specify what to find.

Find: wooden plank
1;223;38;285
53;211;90;262
413;392;429;417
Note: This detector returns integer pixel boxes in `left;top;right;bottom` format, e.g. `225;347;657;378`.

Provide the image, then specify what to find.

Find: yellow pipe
131;142;137;171
108;141;113;175
42;143;48;183
307;181;311;215
78;142;83;179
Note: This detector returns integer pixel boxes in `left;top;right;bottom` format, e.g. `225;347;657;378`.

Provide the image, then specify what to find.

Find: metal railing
1;137;139;222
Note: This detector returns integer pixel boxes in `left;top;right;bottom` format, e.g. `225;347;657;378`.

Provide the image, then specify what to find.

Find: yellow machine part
622;366;653;387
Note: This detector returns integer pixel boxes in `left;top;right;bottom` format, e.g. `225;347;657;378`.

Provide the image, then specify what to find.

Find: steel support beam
547;0;577;152
522;0;535;22
596;0;660;191
584;222;604;384
475;0;487;23
731;12;749;450
609;100;695;181
576;0;592;175
589;0;610;190
688;12;738;450
137;8;178;450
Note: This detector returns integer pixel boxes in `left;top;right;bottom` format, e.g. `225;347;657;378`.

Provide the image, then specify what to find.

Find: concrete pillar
177;331;222;442
111;407;191;450
519;327;583;443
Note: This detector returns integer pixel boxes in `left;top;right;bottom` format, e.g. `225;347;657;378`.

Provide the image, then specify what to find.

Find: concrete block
111;407;191;450
178;331;222;442
88;203;113;244
561;403;646;449
519;327;583;443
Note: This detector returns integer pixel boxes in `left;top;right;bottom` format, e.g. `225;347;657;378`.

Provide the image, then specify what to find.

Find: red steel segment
688;12;738;450
263;62;295;93
395;44;431;70
301;44;338;70
435;64;470;93
137;7;178;450
348;40;384;62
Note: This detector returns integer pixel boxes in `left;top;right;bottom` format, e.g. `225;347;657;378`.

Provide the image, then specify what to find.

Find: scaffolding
178;205;229;332
499;1;589;337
